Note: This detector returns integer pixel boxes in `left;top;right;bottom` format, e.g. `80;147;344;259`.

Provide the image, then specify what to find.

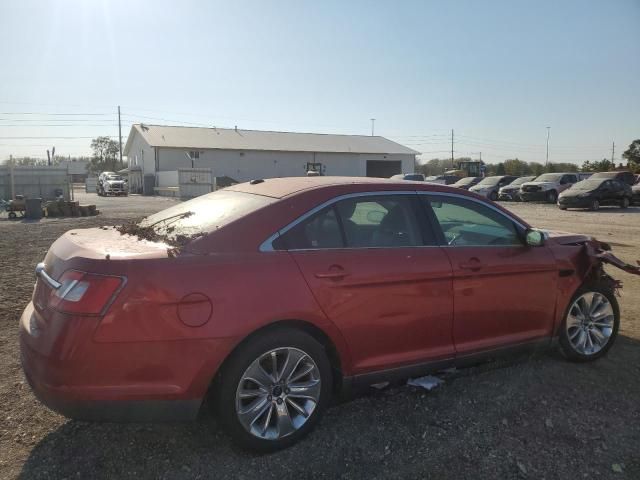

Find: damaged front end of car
546;230;640;297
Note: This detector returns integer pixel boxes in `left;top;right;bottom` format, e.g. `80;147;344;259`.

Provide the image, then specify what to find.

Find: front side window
424;195;522;247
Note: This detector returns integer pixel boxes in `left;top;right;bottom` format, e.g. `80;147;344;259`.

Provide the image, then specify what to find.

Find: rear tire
559;284;619;362
215;328;332;452
558;205;567;210
620;197;630;209
590;199;600;211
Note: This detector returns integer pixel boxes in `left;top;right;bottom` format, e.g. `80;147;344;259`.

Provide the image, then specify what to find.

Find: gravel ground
1;192;639;479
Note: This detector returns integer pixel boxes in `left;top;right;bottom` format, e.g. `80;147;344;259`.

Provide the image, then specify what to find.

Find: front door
276;193;455;374
421;194;558;354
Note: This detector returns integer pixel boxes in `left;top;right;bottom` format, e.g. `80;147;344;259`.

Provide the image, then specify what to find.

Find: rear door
420;193;558;354
276;193;454;374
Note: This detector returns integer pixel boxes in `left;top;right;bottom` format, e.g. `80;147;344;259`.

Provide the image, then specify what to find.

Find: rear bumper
21;362;201;421
19;302;228;422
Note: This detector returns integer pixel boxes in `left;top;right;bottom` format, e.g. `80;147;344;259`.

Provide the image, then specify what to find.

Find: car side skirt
342;337;552;392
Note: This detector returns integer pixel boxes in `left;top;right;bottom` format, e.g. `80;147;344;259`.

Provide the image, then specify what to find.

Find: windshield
139;190;276;240
510;176;535;186
571;179;605;191
454;177;477;186
107;175;123;181
476;176;503;186
533;173;563;182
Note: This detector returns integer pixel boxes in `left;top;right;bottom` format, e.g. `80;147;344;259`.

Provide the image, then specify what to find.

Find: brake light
49;270;124;315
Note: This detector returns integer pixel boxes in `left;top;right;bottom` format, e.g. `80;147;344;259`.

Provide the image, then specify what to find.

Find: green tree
90;136;122;173
503;158;530;176
622;139;640;172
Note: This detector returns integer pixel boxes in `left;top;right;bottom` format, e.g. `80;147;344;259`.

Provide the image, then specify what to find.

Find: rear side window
424;195;522;246
274;207;344;250
335;196;423;248
274;194;432;250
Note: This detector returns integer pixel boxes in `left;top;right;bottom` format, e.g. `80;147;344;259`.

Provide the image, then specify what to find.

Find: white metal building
123;124;418;191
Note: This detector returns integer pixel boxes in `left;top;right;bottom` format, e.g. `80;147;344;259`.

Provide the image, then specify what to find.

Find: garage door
366;160;402;178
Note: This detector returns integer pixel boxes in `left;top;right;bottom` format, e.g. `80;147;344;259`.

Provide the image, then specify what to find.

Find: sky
1;0;639;165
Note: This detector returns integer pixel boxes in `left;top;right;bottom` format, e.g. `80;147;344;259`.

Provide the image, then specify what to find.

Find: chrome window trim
258;191;419;252
259;189;531;252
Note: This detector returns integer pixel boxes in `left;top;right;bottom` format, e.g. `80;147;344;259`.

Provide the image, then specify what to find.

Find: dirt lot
1;192;639;479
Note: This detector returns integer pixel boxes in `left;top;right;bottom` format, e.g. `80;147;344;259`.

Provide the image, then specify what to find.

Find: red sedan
20;177;626;451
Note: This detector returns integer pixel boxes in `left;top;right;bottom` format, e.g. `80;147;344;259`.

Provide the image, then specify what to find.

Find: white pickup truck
519;172;581;203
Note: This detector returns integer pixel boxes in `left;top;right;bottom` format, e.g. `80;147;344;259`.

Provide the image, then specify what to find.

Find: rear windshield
140;190;276;239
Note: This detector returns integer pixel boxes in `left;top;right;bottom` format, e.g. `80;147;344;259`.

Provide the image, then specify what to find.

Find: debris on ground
407;375;443;391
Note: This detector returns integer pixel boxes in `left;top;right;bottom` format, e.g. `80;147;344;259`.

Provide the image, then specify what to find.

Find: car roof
226;176;433;199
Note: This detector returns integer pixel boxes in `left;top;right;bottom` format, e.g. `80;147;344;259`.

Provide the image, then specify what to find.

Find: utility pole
118;106;123;166
370;118;376;136
9;154;15;200
611;141;615;164
451;129;454;168
545;126;551;166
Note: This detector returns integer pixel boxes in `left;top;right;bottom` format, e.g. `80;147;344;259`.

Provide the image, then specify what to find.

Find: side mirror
525;229;545;247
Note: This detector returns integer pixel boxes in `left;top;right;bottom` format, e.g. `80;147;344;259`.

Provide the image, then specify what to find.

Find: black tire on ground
558;205;567;210
215;327;333;452
558;283;619;363
546;190;558;203
489;191;498;201
8;211;17;219
620;197;630;209
590;199;600;211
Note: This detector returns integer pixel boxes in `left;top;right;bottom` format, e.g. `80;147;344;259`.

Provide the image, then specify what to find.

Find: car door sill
344;337;552;390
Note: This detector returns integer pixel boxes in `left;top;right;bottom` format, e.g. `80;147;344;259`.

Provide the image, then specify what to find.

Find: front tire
216;328;332;452
559;285;619;362
590;199;600;211
546;190;558;203
489;191;498;201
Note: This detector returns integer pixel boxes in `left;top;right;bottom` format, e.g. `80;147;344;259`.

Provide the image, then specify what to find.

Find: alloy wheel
235;347;321;440
566;292;614;356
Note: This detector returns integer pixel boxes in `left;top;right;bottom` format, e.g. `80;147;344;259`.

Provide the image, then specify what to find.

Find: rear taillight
48;270;124;315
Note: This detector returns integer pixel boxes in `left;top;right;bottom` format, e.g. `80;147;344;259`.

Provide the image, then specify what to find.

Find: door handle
459;259;484;271
315;266;350;280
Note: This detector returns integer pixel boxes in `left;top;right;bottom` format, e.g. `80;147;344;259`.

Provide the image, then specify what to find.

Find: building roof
123;124;418;156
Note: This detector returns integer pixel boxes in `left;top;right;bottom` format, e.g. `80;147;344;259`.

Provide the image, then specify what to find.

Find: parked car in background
424;175;460;185
631;183;640;205
390;173;425;181
498;176;536;201
558;178;632;210
468;175;517;200
451;176;482;190
590;171;636;186
21;177;634;451
519;172;578;203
